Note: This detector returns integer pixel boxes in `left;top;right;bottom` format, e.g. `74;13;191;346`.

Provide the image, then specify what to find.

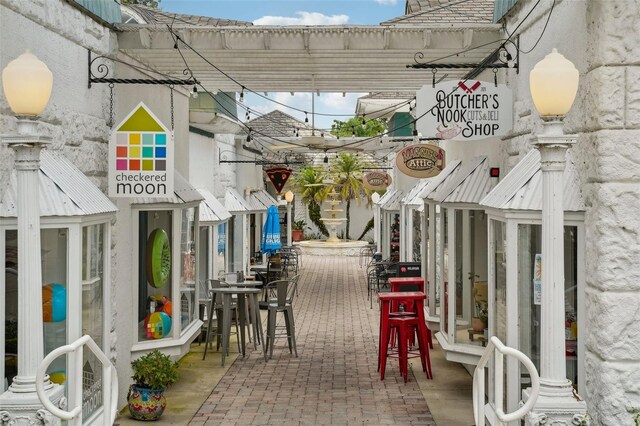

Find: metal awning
480;149;585;211
116;24;502;92
402;179;431;207
381;189;405;211
247;189;279;211
224;188;261;214
420;159;462;202
376;188;396;206
198;188;232;224
430;156;491;204
0;150;117;218
131;172;203;205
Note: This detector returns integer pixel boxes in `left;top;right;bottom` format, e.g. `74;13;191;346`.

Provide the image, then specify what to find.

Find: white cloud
253;12;349;26
319;93;366;112
374;0;398;4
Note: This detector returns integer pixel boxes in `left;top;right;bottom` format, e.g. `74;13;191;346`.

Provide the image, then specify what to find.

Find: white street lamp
0;51;64;424
371;192;381;252
523;49;587;425
285;190;294;246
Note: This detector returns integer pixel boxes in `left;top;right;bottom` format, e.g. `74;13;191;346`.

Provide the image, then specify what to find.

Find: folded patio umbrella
261;205;282;255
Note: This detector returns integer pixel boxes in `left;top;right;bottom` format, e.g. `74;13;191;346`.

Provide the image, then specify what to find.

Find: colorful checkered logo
115;132;167;172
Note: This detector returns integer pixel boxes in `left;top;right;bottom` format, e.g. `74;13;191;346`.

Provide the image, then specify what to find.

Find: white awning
247;189;279;211
198;188;232;224
430;156;491;204
421;159;462;201
402;179;431;207
381;189;405;211
131;172;203;205
480;149;585;211
224;188;261;213
0;150;117;218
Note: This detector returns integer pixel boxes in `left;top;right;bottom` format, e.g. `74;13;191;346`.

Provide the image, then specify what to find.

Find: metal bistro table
204;287;265;366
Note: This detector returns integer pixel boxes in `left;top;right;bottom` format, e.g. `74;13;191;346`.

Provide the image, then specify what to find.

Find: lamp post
523;48;587;425
0;51;64;424
371;192;381;253
285;190;294;246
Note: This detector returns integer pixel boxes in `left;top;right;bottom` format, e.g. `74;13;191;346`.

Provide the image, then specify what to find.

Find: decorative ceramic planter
291;229;304;242
471;317;485;332
127;385;166;421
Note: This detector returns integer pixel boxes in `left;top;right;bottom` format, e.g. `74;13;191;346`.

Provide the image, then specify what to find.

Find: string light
295;128;299;137
361;116;366;128
191;85;198;98
245;109;251;121
304;112;309;124
246;129;252;142
323;154;329;163
239;86;244;103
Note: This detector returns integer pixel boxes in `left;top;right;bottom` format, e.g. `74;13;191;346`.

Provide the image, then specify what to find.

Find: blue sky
161;0;407;130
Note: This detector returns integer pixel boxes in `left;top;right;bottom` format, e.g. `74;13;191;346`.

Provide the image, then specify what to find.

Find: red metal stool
380;315;432;382
386;277;434;350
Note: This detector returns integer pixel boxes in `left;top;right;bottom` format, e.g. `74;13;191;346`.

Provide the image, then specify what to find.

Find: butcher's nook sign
416;80;513;141
395;144;445;178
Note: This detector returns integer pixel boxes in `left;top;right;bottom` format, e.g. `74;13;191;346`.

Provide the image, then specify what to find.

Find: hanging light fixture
239;86;245;103
191;84;198;98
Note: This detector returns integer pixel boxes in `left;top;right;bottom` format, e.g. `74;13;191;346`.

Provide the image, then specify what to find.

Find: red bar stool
381;315;430;382
378;292;433;382
386;277;433;350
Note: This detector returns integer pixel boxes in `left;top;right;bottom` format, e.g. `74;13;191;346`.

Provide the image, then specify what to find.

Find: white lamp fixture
371;192;381;204
0;51;64;424
523;49;587;425
285;190;294;203
2;50;53;116
529;48;579;118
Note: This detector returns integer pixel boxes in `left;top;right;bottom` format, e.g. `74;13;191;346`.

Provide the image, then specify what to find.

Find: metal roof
421;159;462;200
430;156;488;203
402;179;431;207
0;150;117;218
131;172;203;205
120;4;252;27
247;189;279;211
376;188;396;206
383;0;495;25
381;189;405;211
224;188;261;213
198;188;232;224
480;149;585;212
246;110;314;139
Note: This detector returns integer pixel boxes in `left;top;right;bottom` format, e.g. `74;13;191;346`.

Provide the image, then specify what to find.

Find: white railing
473;336;540;426
36;335;118;425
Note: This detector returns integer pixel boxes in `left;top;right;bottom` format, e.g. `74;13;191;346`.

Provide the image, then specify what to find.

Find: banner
109;103;174;198
265;167;292;194
395;144;445;178
363;172;392;191
416;80;513;141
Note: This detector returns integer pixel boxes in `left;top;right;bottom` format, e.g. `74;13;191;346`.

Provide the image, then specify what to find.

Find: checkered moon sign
265;167;292;194
109;102;174;198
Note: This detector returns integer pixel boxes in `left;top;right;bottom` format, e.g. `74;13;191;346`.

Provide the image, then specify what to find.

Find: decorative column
0;120;65;425
523;48;587;425
371;192;381;252
285;191;294;246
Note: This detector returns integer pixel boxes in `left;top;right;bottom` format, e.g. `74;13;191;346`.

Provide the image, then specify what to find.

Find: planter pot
291;229;304;242
127;385;167;421
471;317;485;332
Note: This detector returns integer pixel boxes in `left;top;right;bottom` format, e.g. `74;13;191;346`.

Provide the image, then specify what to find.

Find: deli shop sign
363;172;392;191
395;144;445;178
416;80;513;141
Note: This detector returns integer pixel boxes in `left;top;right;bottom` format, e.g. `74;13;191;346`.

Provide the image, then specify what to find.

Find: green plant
131;350;178;390
357;217;374;241
476;301;488;326
292;167;329;236
292;220;306;230
629;407;640;426
330;153;372;240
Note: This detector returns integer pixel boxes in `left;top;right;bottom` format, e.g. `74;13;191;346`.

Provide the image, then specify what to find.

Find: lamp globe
285;190;294;203
2;51;53;116
371;192;381;204
529;49;579;117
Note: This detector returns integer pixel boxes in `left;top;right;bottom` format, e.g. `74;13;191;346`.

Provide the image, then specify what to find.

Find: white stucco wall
500;0;640;424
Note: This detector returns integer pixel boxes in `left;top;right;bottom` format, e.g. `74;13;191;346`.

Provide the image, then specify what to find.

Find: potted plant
128;350;178;421
291;220;306;242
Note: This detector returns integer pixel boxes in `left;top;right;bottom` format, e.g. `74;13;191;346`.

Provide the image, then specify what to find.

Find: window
180;208;197;333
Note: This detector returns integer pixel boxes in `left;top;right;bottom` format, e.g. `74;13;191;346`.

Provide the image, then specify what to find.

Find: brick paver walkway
190;255;435;425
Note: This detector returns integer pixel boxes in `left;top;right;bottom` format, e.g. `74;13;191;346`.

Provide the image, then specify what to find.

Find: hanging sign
395;144;445;178
109;102;174;198
265;167;292;194
363;172;392;191
416;80;513;141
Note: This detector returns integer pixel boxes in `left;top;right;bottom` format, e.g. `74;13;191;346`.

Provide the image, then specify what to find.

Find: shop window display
138;211;174;341
180;208;197;333
217;223;227;273
412;210;422;262
390;213;400;261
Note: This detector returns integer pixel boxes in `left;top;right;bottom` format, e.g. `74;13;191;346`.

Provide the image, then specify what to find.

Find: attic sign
395;144;445;178
416;80;513;141
109;103;174;198
363;172;392;191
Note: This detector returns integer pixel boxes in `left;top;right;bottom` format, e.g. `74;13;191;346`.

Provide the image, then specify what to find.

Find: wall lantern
529;48;579;117
2;50;53;116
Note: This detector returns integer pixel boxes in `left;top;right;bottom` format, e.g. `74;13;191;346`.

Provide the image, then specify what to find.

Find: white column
0;119;64;424
374;205;381;253
524;120;586;425
286;202;292;247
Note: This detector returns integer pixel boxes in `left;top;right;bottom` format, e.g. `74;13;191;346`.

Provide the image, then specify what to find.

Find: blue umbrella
261;205;282;255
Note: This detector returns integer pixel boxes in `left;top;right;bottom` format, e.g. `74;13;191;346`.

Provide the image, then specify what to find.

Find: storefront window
441;208;449;334
82;224;105;420
518;224;579;392
180;208;197;333
412;210;422;261
493;221;507;343
390;213;400;261
138;211;173;341
217;223;227;274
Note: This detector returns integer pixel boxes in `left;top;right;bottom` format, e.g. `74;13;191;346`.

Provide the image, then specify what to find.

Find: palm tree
291;166;329;237
330;153;372;240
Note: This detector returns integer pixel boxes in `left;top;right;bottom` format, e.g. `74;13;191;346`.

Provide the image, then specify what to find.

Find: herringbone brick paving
190;255;435;425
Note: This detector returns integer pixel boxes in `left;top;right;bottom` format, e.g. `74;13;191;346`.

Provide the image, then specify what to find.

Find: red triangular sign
265;168;292;194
